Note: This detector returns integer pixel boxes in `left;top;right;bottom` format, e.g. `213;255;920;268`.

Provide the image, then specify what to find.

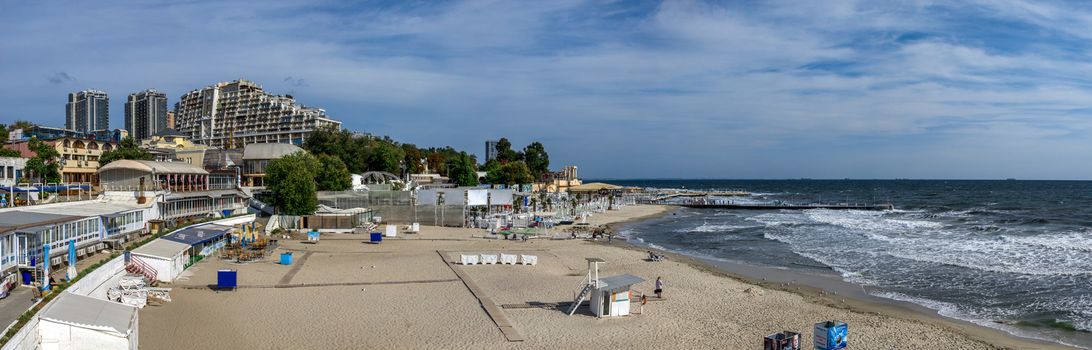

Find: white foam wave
681;222;758;233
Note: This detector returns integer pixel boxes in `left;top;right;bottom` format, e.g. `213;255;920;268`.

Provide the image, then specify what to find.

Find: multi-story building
66;90;109;132
140;129;209;166
174;79;341;148
124;89;169;142
97;160;249;222
485;140;498;162
0;157;26;187
5;137;116;183
10;125;123;144
166;110;176;129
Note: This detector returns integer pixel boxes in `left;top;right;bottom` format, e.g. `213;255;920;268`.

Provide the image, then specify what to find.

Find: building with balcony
124;89;169;142
140;129;209;166
4;137;116;184
97;160;248;223
174;79;341;148
66;90;109;133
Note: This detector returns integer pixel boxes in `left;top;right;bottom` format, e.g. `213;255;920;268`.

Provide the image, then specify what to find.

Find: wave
680;222;759;233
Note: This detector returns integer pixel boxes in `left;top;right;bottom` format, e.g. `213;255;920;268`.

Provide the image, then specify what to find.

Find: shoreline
605;205;1076;350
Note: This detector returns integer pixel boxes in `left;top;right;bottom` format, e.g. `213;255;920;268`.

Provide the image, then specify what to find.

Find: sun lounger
480;254;499;265
500;254;518;265
520;255;538;266
460;254;480;265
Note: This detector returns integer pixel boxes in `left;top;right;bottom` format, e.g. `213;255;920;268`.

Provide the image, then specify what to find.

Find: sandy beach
139;205;1071;349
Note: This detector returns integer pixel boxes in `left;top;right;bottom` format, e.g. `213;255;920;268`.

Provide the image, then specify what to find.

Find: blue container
370;232;382;243
280;253;293;265
217;269;237;290
813;321;847;350
20;271;32;285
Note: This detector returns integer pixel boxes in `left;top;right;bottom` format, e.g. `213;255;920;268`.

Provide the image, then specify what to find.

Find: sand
139;205;1072;349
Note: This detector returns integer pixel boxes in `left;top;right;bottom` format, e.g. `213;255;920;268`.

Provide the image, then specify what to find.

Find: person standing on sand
654;277;664;298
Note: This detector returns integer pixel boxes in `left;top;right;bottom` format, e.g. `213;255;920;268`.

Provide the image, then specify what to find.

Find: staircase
567;284;593;316
125;256;158;285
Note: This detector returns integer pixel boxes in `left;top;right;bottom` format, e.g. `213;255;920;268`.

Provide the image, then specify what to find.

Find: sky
2;0;1092;180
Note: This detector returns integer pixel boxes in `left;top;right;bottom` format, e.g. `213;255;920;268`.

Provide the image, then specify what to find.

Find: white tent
39;292;139;350
131;240;189;283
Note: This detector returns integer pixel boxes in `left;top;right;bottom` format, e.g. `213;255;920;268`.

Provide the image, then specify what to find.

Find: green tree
99;137;152;166
9;120;35;131
265;152;319;215
302;126;354;170
370;141;405;175
445;152;478;186
402;143;423;174
24;137;60;183
494;138;522;163
522;142;549;180
485;161;533;186
0;148;19;158
314;154;351;191
0;123;8;142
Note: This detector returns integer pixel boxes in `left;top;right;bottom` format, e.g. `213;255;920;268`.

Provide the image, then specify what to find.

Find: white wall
39;319;132;350
66;254;125;297
131;253;183;283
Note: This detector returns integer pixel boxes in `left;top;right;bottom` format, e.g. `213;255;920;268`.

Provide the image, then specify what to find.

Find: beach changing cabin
131;240;189;283
38;292;139;350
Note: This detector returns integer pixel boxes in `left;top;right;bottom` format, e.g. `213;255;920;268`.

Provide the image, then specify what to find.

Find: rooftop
161;224;233;246
132;239;190;259
40;292;137;336
242;143;303;160
596;274;645;293
97;160;209;175
0;211;85;235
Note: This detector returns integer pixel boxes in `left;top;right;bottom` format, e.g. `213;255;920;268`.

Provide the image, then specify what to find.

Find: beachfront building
241;143;302;187
173;79;341;147
534;165;581;193
97;160;248;224
140;129;209;166
0;157;27;187
4;137;117;184
0;198;155;285
66;90;110;133
124;89;169;142
131;239;189;283
161;224;233;259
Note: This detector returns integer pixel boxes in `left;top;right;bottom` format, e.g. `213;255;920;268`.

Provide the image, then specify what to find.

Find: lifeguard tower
567;258;645;318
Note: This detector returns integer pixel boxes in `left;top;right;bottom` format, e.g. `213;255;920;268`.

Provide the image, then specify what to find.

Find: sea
599;179;1092;348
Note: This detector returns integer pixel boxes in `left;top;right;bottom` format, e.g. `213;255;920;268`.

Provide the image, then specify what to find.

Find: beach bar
38;292;139;350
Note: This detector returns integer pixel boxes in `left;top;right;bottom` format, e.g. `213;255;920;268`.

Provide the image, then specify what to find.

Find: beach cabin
38;292;139;350
590;274;644;318
131;240;189;283
568;258;645;318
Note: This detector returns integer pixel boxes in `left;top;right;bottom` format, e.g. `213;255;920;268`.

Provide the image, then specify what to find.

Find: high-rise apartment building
124;89;169;142
66;90;109;132
174;79;341;148
166;110;176;129
485;140;498;162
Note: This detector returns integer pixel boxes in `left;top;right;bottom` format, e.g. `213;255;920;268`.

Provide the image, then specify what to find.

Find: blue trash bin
280;253;293;265
370;232;382;243
217;269;237;291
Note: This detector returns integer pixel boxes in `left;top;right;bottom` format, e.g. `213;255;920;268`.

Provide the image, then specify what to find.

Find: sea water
605;179;1092;348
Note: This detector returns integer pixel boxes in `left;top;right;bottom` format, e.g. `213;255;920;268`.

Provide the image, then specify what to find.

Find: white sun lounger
480;254;499;265
500;254;518;265
460;254;480;265
520;255;538;266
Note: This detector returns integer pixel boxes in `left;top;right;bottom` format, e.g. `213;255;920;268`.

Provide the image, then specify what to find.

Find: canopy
567;182;622;193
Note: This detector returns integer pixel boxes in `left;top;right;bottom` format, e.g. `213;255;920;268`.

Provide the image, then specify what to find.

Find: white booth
590;274;644;317
131;240;190;283
38;292;139;350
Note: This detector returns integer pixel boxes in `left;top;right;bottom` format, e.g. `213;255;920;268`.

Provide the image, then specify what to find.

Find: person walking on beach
654;277;664;299
640;293;648;315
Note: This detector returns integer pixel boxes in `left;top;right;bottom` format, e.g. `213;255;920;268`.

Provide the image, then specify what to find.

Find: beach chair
480;254;499;265
500;254;518;265
460;254;479;265
520;255;538;266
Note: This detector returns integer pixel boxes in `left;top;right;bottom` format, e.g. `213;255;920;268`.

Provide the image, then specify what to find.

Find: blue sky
2;0;1092;179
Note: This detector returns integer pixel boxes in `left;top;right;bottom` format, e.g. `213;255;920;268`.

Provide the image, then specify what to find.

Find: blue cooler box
814;321;847;350
280;253;293;265
370;232;382;243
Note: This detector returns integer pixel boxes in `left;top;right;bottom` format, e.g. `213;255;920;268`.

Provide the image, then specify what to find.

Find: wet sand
139;205;1071;349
